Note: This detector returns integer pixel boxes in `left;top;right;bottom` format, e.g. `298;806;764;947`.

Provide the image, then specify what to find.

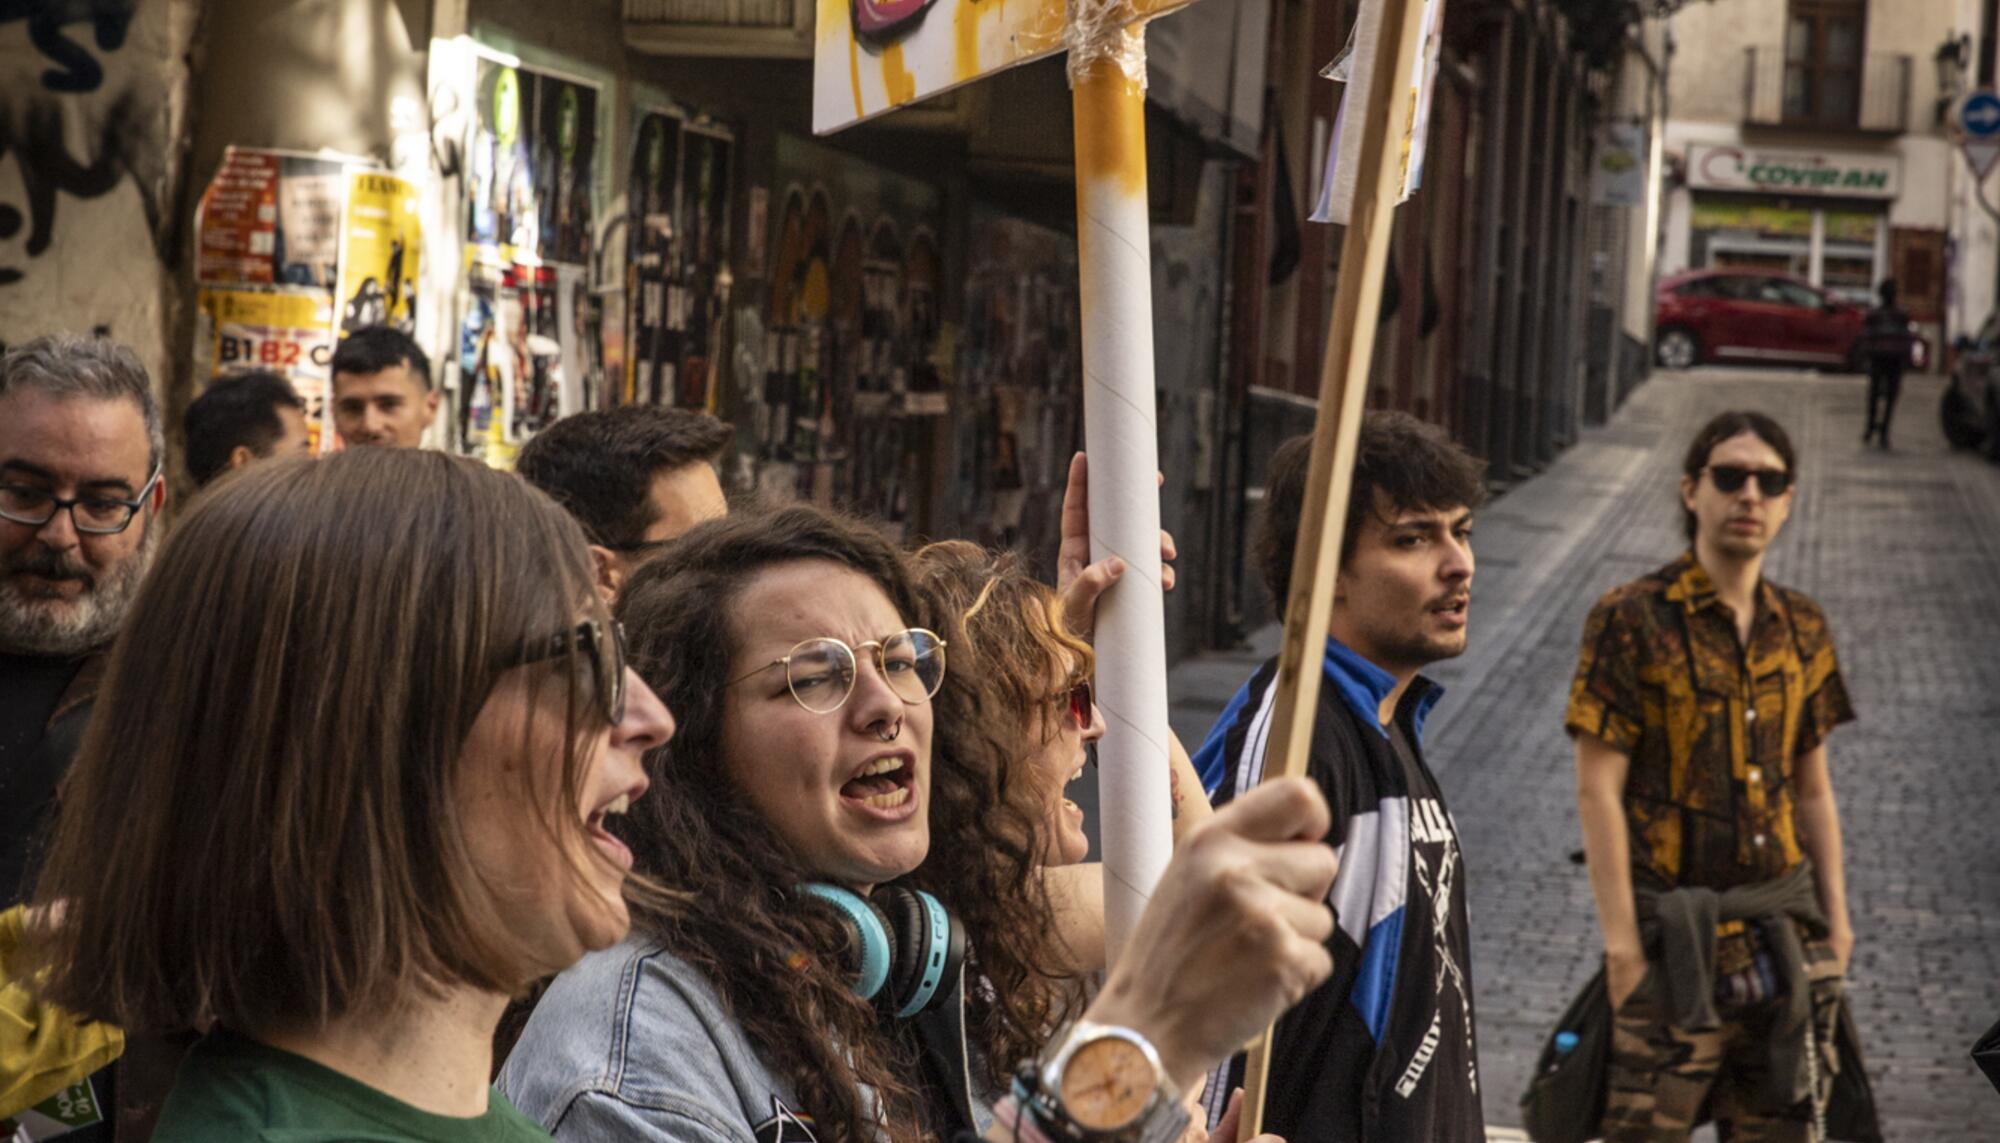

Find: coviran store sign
1685;144;1901;199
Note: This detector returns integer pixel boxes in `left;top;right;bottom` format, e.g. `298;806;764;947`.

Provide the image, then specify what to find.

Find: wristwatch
1027;1021;1190;1143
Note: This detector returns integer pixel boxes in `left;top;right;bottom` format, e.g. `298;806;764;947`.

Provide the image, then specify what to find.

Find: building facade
0;0;1671;662
1218;0;1669;635
1658;0;2000;357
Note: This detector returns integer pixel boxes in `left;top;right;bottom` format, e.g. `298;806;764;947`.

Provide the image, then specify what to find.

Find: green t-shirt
153;1030;551;1142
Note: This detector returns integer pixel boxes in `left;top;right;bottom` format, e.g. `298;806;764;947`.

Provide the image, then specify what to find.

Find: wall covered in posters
192;146;376;452
757;133;944;539
0;0;198;379
952;206;1082;566
450;49;601;462
335;169;422;336
626;109;733;413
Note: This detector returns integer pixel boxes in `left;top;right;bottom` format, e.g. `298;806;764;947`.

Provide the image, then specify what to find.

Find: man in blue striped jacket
1195;412;1488;1142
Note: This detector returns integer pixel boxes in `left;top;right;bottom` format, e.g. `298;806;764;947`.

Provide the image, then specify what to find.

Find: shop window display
453;55;603;462
755;135;944;539
1821;209;1879;304
1691;200;1812;278
1689;198;1882;303
952;206;1084;569
627;111;735;415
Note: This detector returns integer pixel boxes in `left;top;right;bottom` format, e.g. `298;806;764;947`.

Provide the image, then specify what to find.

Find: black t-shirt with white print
1382;719;1480;1132
1198;653;1481;1142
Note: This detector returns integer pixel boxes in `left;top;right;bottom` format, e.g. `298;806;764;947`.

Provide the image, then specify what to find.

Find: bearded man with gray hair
0;334;167;909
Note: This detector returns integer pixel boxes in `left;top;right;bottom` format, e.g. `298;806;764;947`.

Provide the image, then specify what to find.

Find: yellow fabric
1566;552;1855;889
0;904;125;1121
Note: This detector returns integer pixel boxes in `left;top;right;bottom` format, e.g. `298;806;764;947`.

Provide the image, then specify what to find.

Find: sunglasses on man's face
1704;465;1791;497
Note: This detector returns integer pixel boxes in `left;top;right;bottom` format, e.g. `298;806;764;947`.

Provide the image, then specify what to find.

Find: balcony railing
624;0;812;57
1743;46;1910;133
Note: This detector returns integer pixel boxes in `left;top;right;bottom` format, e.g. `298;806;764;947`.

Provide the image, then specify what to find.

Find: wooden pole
1238;0;1429;1131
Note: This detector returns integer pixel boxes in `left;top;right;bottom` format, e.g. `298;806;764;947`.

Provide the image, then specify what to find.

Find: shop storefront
1682;143;1898;304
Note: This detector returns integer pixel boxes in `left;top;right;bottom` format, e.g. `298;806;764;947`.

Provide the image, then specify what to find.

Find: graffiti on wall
1;82;170;290
2;0;143;93
1;0;186;371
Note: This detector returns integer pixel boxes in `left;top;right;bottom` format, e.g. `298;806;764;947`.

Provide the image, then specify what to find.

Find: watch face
1059;1036;1155;1130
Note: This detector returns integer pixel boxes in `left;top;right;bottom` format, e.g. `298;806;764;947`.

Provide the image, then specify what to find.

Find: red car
1654;269;1869;371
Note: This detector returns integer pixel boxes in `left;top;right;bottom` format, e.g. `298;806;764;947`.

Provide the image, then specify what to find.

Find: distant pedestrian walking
1859;281;1911;449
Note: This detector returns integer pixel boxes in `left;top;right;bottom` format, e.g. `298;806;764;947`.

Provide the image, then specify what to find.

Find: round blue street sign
1961;90;2000;139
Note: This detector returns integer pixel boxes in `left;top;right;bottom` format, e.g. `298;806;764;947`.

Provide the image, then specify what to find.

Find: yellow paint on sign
882;42;917;106
813;0;1191;133
1016;0;1066;55
1071;44;1148;197
817;0;845;42
849;34;865;119
953;0;982;82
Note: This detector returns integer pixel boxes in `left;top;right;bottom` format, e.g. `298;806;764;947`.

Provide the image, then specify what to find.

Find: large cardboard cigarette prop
816;0;1191;962
1066;19;1171;960
1237;0;1430;1131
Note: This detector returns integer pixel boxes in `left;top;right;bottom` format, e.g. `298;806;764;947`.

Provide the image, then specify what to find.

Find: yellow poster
334;171;423;336
197;287;340;452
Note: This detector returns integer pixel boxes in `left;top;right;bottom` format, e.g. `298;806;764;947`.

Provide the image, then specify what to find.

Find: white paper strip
1312;0;1447;224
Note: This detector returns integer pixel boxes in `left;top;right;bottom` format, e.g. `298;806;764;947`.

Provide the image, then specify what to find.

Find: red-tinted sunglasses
1055;679;1095;731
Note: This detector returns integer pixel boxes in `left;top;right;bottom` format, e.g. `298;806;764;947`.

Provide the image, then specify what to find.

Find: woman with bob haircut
23;448;674;1141
500;504;1337;1143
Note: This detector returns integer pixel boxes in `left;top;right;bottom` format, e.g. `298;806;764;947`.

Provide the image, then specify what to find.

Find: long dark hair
617;505;985;1141
1680;411;1795;541
29;449;619;1033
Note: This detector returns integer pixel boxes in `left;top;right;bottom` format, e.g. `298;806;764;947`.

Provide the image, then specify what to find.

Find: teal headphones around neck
800;883;965;1018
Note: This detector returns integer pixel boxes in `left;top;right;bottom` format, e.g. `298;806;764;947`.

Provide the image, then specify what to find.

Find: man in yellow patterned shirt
1566;411;1864;1142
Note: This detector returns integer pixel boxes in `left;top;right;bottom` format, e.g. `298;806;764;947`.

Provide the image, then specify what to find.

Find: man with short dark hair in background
1193;411;1489;1142
330;325;437;449
515;406;732;597
183;372;312;488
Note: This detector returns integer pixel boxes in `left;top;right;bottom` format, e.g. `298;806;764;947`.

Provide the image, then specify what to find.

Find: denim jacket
498;938;822;1142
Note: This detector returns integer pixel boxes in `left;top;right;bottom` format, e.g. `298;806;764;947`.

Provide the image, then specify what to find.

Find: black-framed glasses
520;618;628;724
0;465;164;535
1704;465;1791;497
727;627;947;715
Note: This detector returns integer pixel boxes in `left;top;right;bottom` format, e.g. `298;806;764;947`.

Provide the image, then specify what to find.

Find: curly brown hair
908;540;1094;1089
616;506;1019;1141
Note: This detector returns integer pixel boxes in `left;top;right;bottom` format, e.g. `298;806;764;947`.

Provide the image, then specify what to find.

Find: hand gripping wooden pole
1238;0;1429;1132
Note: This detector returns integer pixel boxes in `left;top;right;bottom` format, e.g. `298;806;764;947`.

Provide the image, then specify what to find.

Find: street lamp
1937;33;1971;125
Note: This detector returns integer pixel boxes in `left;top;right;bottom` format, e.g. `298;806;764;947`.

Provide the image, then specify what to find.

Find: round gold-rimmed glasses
726;627;947;714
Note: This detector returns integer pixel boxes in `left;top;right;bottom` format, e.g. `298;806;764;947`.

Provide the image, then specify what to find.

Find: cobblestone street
1167;367;2000;1138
